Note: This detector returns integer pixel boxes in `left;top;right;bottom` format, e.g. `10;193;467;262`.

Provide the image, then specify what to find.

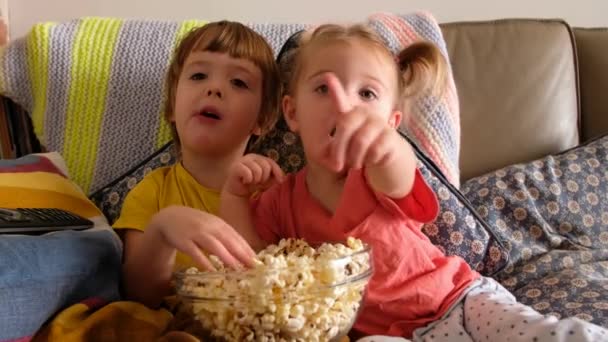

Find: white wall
9;0;608;40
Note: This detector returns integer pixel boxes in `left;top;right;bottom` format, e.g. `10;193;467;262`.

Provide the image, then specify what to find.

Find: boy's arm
122;205;259;308
122;226;176;308
114;176;173;307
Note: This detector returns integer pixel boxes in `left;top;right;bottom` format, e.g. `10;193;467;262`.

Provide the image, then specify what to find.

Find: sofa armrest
574;27;608;141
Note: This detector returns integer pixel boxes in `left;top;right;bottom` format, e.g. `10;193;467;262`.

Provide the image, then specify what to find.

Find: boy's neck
180;149;243;191
305;163;347;214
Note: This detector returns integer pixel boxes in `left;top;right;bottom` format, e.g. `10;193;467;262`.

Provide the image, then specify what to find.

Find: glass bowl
173;239;373;342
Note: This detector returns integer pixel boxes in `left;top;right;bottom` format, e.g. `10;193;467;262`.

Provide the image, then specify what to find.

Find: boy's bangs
191;24;267;67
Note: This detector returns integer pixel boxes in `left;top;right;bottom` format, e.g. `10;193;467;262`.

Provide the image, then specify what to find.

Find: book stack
0;95;42;159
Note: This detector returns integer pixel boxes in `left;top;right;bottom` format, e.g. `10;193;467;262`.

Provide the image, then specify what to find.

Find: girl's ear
389;110;403;129
251;124;262;136
282;95;299;132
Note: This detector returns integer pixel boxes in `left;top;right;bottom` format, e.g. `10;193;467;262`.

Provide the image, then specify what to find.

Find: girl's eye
315;84;329;94
190;72;206;81
360;89;377;100
232;79;249;89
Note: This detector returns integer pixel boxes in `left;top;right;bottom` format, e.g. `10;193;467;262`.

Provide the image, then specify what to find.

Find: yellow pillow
0;152;101;218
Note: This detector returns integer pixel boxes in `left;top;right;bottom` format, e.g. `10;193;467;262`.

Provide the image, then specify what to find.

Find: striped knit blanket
0;12;460;195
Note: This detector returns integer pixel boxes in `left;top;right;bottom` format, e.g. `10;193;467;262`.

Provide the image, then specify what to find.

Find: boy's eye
232;78;249;89
359;89;377;100
190;72;207;81
315;84;329;94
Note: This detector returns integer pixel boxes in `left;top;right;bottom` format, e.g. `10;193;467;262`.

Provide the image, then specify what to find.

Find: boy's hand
321;73;403;173
224;154;285;197
148;206;257;271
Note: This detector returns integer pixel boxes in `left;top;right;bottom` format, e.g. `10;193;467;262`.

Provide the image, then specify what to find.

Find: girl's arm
220;154;284;251
365;132;418;199
220;191;266;252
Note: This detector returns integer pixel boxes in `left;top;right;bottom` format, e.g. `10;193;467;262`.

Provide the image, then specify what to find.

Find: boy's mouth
202;112;220;120
199;106;222;120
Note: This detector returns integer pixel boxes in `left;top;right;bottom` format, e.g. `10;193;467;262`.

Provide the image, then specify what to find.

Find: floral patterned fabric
90;131;510;276
461;134;608;327
89;143;176;224
407;135;509;276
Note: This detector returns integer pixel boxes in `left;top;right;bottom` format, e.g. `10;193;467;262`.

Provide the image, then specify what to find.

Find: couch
443;19;608;325
0;13;606;340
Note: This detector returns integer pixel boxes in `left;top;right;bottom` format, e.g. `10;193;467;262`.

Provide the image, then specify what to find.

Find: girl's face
282;39;401;168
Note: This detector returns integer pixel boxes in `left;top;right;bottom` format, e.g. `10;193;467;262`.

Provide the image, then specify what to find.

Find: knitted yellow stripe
63;18;122;193
155;20;207;149
26;22;55;143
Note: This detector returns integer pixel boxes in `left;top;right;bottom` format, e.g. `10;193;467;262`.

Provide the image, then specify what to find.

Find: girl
220;24;608;341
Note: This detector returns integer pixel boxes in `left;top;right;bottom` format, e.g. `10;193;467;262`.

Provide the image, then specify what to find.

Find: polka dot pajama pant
411;277;608;342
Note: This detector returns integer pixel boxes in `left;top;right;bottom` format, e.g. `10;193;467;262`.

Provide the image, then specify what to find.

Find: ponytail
397;41;447;99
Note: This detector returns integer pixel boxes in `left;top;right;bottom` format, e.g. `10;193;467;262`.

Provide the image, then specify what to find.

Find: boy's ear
389;110;403;129
282;95;299;132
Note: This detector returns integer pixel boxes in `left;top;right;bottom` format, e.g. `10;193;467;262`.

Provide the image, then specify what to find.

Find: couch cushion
574;28;608;142
461;134;608;326
441;19;580;181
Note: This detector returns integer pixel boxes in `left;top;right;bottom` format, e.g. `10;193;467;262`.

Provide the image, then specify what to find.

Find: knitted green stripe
63;18;122;193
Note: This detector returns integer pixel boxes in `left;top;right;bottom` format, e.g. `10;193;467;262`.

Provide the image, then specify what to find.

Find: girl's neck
305;162;348;214
180;147;245;191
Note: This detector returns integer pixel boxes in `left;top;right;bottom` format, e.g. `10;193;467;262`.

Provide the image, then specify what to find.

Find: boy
113;21;281;308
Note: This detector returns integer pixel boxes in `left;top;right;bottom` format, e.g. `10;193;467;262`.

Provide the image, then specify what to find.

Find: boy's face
172;51;263;158
283;40;400;167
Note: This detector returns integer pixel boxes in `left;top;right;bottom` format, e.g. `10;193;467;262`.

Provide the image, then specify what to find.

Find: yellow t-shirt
113;162;220;270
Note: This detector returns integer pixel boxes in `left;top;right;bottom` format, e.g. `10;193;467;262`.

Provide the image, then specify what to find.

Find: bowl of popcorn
174;237;373;342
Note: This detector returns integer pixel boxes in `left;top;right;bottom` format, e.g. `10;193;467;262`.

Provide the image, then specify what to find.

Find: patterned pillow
461;134;608;325
411;137;509;276
89;143;176;224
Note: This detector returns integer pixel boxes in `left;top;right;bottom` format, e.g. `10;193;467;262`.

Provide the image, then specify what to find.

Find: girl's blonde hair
164;21;281;152
284;24;447;111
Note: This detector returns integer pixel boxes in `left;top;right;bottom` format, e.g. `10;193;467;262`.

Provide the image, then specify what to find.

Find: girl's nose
206;88;222;99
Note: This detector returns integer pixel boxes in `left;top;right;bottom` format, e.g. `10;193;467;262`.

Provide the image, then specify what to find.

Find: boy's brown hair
163;21;281;151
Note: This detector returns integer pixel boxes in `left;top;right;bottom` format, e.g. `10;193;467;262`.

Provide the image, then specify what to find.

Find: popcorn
175;238;372;342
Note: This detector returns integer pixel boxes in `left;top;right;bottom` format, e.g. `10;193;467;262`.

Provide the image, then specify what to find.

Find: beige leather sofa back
441;19;581;181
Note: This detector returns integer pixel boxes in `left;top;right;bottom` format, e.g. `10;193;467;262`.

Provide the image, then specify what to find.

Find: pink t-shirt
252;167;480;338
